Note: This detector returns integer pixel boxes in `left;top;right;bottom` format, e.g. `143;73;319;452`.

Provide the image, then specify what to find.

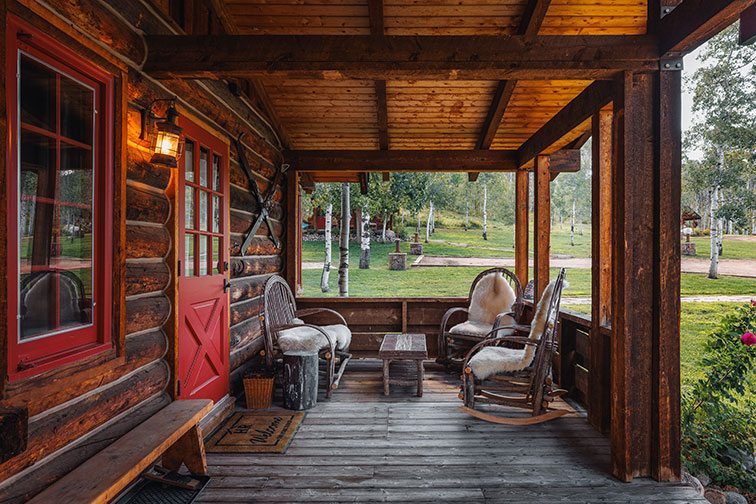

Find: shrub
682;301;756;493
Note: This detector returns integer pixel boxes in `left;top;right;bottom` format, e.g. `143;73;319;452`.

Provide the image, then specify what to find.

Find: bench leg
162;424;207;475
383;359;390;396
417;359;424;397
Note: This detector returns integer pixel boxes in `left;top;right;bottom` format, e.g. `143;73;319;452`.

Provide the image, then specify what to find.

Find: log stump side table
379;333;427;397
282;349;318;410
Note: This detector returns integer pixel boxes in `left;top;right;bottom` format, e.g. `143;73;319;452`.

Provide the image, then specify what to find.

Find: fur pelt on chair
449;272;516;336
277;318;352;352
468;277;568;380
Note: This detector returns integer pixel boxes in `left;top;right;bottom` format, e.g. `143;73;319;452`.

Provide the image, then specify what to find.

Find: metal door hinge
178;260;181;276
177;380;181;396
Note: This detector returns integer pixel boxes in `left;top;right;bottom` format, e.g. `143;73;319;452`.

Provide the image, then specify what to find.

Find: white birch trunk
359;208;370;269
320;203;332;292
425;201;433;242
381;212;388;242
578;211;583;235
708;185;719;279
339;183;350;296
465;202;469;231
570;199;576;246
482;184;488;240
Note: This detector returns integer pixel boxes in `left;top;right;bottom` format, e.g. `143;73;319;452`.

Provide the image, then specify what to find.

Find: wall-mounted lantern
140;99;185;168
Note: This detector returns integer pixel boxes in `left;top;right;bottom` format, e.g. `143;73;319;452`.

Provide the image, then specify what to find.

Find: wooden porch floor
199;360;705;503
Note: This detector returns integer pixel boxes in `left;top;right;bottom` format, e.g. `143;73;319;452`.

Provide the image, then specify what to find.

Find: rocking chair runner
261;276;352;398
437;268;525;369
459;268;568;425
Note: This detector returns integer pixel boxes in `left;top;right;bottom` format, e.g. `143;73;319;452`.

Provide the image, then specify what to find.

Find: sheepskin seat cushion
277;321;351;353
449;272;516;337
468;278;568;380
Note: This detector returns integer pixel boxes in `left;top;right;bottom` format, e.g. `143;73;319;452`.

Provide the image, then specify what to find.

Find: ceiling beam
741;4;756;45
660;0;756;56
518;0;553;36
285;150;519;173
476;80;516;150
368;0;384;36
144;35;659;80
566;130;592;150
375;81;389;150
517;80;613;167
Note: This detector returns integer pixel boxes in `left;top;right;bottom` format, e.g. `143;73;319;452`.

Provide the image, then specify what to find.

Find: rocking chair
460;268;568;425
437;268;524;370
261;276;352;398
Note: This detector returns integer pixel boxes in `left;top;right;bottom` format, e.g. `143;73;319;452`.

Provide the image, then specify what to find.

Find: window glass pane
185;187;194;230
199;236;209;276
213;155;221;191
20;56;55;132
212;237;220;274
213;195;220;233
184;140;194;183
60;76;93;144
199;147;208;187
18;134;95;340
185;234;195;276
199;191;208;232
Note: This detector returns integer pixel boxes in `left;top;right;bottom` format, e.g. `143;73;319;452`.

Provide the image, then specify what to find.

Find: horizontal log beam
660;0;756;56
517;81;614;167
285;150;518;172
144;35;660;80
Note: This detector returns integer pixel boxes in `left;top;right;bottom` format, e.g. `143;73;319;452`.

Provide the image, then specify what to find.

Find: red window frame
6;15;114;381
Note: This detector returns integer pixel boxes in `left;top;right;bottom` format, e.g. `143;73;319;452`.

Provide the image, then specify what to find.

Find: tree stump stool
282;350;318;410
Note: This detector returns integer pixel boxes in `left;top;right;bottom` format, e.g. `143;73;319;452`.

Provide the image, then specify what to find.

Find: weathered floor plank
198;359;704;503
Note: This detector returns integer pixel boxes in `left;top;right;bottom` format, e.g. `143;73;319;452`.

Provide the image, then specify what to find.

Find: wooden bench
28;399;213;504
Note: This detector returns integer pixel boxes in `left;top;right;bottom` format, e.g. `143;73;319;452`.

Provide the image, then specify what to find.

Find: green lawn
686;235;756;260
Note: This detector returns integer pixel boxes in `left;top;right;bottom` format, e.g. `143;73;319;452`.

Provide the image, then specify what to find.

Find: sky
681;46;704;159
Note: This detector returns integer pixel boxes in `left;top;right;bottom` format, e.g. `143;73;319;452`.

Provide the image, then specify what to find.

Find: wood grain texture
477;80;516;150
515;170;529;288
589;109;612;435
286;150;518;172
143;34;659;80
533;155;550;301
125;185;170;224
27;399;212;504
125;295;171;334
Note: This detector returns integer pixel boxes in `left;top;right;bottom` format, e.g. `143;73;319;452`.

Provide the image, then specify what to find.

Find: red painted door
177;119;229;403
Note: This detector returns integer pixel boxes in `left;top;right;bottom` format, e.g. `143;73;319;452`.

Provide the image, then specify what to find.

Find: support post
286;171;301;294
515;170;529;288
610;71;681;482
589;109;613;434
533;155;550;300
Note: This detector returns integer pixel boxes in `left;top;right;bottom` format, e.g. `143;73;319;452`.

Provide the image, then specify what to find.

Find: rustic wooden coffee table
379;333;428;397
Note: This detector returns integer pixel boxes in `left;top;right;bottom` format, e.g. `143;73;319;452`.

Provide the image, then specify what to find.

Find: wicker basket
243;374;274;409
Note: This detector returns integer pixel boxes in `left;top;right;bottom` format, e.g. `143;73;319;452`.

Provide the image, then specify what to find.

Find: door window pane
185;187;194;230
213;154;221;191
185;234;195;276
212;237;220;273
199;191;208;232
199;236;209;276
20;56;55;132
199;147;208;187
212;195;220;233
184;140;195;183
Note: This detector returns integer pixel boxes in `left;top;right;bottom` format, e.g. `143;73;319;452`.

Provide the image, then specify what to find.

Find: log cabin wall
0;0;285;500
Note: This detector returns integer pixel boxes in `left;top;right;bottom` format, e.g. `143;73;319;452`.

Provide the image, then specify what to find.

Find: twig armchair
437;268;524;370
460;268;568;425
261;275;352;398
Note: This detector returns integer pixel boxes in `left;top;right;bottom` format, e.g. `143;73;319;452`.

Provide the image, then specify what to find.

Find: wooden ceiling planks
221;0;646;154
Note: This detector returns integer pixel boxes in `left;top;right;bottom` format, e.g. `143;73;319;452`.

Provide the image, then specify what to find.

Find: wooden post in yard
589;108;613;434
515;169;529;289
610;71;681;482
533;155;550;301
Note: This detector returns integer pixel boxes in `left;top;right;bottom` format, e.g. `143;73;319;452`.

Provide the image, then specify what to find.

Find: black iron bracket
660;5;676;18
660;57;683;71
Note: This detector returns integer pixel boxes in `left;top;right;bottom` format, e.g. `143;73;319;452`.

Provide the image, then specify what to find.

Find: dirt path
563;295;755;305
410;255;756;278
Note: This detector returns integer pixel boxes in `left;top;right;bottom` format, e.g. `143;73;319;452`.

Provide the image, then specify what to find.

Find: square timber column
610;71;681;482
533;155;551;301
515;169;529;289
589;108;613;434
286;171;302;295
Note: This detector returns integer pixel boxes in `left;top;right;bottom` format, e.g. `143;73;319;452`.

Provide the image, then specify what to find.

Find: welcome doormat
205;411;305;454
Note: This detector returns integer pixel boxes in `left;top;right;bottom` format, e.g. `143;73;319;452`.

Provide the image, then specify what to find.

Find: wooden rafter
517;80;613;167
144;35;659;80
206;0;292;149
518;0;553;36
660;0;756;56
368;0;384;36
285;150;518;173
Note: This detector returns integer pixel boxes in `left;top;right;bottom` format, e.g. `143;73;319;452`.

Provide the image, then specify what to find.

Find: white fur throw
449;272;517;337
468;277;568;380
278;323;352;353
